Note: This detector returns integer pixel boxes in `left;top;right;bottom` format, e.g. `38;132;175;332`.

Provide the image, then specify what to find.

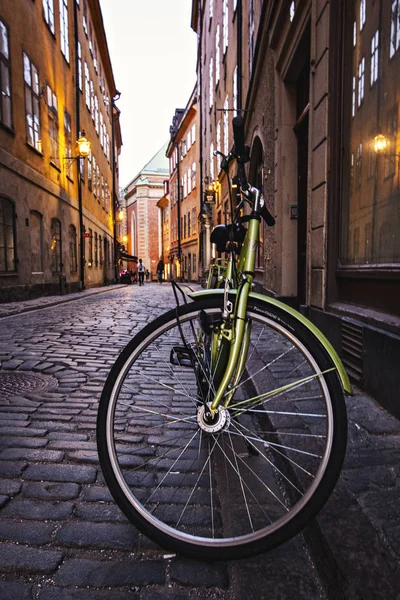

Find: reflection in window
341;0;400;267
42;0;55;34
60;0;70;62
69;224;77;272
0;20;12;129
23;53;41;151
47;85;59;168
0;197;16;272
30;211;43;273
51;218;61;273
370;30;379;86
357;58;365;107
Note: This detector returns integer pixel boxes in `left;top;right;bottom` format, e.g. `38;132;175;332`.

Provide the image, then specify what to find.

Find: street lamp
64;131;91;165
373;134;388;155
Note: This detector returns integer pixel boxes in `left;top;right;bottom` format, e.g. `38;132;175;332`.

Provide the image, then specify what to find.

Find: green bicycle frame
206;213;261;414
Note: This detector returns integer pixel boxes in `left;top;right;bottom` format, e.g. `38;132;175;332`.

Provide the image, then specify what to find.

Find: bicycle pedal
170;346;194;367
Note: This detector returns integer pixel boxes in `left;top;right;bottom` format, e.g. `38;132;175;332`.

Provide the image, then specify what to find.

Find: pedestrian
145;269;150;283
137;259;145;286
156;258;164;284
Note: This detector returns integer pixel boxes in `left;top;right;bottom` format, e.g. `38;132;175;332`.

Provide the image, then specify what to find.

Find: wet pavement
0;283;399;599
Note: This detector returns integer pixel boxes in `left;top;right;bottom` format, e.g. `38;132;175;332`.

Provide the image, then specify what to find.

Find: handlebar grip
261;204;275;227
232;116;245;156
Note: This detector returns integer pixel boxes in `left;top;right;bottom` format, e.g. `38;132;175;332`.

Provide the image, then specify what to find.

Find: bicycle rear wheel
97;297;347;560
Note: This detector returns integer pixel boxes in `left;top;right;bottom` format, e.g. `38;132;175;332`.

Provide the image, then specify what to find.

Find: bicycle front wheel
97;297;347;560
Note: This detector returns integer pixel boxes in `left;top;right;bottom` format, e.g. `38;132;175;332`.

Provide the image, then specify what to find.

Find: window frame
0;19;13;130
0;196;17;273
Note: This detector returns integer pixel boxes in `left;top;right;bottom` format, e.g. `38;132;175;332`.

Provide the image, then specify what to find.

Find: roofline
123;142;169;190
166;85;197;156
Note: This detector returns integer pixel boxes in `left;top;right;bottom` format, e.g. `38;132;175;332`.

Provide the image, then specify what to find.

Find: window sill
50;161;61;172
26;143;43;157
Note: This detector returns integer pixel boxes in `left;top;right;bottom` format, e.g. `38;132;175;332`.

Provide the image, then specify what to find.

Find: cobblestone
0;283;398;598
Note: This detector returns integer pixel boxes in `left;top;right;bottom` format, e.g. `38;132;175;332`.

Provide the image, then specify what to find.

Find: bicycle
97;116;350;561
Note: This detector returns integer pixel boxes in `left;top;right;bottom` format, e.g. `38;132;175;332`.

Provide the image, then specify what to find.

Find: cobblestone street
0;284;399;599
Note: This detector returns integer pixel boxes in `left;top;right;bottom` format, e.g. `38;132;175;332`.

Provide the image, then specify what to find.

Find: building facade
191;0;400;416
0;0;121;301
167;89;199;281
124;144;168;280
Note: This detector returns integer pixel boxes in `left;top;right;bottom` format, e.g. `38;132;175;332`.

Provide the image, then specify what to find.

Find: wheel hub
197;404;231;433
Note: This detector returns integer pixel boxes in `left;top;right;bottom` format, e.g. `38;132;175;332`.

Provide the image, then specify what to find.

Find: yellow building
0;0;121;301
167;88;199;281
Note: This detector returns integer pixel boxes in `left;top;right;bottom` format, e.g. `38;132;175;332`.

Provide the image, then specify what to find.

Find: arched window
50;218;62;273
0;197;16;272
69;224;77;273
30;210;43;273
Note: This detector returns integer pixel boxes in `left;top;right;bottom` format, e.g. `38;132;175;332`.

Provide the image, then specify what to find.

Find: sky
99;0;198;188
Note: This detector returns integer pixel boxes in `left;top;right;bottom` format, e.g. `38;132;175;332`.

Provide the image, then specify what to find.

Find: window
97;165;100;201
47;85;59;168
60;0;70;62
223;0;228;53
88;228;93;266
0;20;12;129
192;208;196;234
353;21;357;47
92;155;97;195
84;63;90;108
183;215;187;238
209;0;213;19
356;143;362;188
30;211;43;273
224;95;229;156
23;53;41;152
99;235;103;265
50;218;62;273
0;197;16;272
290;1;295;22
370;30;379;86
192;162;196;188
249;0;255;72
94;95;99;134
233;66;238;117
352;76;356;117
69;224;77;272
100;173;103;206
64;110;72;174
183;173;187;198
188;211;191;236
42;0;55;34
216;120;221;170
77;41;82;91
83;0;88;34
191;123;196;143
215;25;220;85
360;0;366;31
210;142;214;181
94;231;98;266
389;0;400;58
188;167;192;194
357;57;365;107
209;57;213;109
87;150;92;189
193;252;197;273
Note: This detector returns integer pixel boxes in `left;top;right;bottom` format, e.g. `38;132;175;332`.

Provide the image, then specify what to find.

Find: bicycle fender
189;289;352;395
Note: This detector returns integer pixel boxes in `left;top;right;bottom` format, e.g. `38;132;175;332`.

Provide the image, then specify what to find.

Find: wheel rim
104;306;338;549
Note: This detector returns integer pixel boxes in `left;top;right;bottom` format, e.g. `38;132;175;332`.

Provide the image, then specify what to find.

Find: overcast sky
99;0;198;188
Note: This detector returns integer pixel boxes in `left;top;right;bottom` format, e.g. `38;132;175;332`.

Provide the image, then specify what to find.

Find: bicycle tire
97;296;347;560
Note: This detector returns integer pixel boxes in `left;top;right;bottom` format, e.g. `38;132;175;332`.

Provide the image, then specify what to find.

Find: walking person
137;259;145;286
156;258;164;284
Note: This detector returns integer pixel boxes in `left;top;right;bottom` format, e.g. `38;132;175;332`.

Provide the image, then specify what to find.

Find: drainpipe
111;93;121;284
198;1;204;274
73;0;85;290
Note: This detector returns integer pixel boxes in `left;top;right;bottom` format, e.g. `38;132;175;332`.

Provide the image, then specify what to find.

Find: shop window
340;0;400;268
50;218;61;273
69;224;77;272
0;197;16;272
30;211;43;273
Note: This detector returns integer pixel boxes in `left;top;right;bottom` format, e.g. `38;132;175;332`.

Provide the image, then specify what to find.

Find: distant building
0;0;122;301
124;144;168;279
167;88;199;281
